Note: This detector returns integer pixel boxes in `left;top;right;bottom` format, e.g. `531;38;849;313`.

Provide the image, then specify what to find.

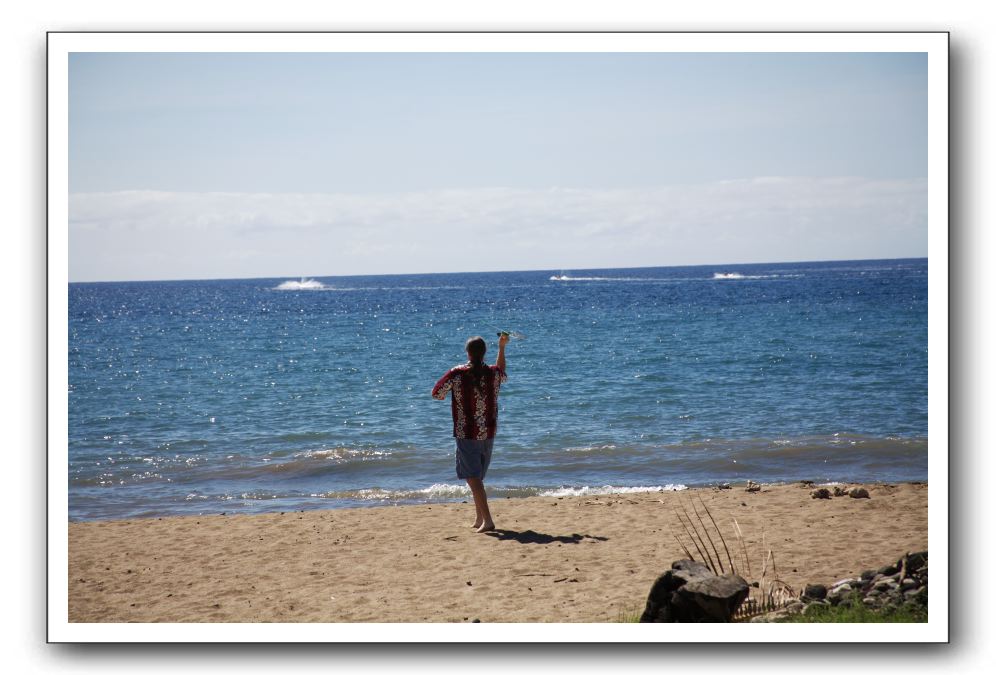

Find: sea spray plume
274;277;328;291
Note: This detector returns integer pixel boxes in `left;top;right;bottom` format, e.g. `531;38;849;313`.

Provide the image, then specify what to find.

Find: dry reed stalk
732;518;752;578
678;497;721;573
673;505;714;571
689;498;726;574
697;496;736;574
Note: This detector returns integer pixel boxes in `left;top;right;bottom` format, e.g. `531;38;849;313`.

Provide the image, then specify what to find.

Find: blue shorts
455;438;494;480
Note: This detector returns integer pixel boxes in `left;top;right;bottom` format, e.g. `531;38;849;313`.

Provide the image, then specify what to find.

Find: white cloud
69;177;926;281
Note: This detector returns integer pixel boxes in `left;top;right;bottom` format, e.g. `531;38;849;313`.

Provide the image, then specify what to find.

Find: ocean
68;258;928;521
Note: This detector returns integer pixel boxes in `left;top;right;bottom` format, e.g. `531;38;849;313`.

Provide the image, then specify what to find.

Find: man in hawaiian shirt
432;333;509;532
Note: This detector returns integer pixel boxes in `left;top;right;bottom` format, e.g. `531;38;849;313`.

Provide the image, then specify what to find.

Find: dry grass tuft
668;493;795;622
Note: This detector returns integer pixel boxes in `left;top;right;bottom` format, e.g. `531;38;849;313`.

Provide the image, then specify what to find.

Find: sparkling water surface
68;259;927;520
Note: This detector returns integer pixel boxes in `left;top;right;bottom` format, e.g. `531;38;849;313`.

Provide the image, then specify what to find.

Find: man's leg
470;485;483;529
466;477;494;533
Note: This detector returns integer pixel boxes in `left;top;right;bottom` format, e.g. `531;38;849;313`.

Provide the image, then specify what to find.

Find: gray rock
906;551;928;573
900;578;919;591
673;573;750;622
878;564;899;576
861;570;876;581
875;579;899;592
810;488;831;499
803;584;828;601
746;480;761;493
849;487;870;498
906;585;928;605
827;584;853;605
640;559;736;623
832;485;849;497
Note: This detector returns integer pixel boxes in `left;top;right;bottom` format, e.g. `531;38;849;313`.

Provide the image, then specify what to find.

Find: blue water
68;259;928;521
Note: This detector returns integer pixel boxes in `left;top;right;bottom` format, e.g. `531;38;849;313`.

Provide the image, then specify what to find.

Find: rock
672;559;714;580
906;551;928;574
878;564;899;576
746;480;761;493
810;488;831;499
907;585;928;605
900;578;919;591
849;487;870;499
640;560;748;622
827;584;853;605
803;584;828;601
832;485;849;497
673;573;750;622
640;560;713;622
874;579;899;592
861;570;876;581
716;483;732;490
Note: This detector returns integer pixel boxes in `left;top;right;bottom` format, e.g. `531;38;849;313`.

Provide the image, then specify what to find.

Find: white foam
292;448;390;460
550;275;662;282
563;444;618;453
537;484;686;497
274;278;329;291
551;275;614;281
712;272;794;280
416;483;472;498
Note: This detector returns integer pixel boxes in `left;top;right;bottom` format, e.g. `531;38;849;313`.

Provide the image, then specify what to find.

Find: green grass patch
616;607;643;623
780;597;927;623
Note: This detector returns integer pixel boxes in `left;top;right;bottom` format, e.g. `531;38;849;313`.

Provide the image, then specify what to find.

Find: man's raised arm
496;333;509;373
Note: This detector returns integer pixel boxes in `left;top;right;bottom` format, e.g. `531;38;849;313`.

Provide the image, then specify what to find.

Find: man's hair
465;336;487;365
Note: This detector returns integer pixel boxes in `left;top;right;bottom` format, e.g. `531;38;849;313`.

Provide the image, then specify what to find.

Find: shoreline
68;477;928;523
68;481;928;623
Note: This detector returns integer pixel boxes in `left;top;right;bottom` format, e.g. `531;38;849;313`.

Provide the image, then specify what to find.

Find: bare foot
472;521;483;529
475;522;495;533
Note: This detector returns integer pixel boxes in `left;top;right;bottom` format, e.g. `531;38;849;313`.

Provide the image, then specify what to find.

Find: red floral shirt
432;363;508;440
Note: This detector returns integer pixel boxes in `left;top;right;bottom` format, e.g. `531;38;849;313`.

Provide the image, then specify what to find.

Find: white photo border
48;30;948;643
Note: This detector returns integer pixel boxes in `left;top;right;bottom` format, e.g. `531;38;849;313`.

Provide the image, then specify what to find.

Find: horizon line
67;255;927;285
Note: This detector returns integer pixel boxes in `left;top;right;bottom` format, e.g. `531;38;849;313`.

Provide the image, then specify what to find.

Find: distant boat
550;271;571;281
712;272;744;280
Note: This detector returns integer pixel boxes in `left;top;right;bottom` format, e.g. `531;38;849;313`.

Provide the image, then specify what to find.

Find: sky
68;52;928;282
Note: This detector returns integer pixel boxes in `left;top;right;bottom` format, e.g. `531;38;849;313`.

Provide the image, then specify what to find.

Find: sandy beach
68;482;927;623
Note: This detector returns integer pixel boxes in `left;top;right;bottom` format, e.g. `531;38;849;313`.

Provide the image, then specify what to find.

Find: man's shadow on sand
484;529;608;544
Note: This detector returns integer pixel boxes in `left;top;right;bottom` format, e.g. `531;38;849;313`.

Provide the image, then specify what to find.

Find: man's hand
498;332;510;348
